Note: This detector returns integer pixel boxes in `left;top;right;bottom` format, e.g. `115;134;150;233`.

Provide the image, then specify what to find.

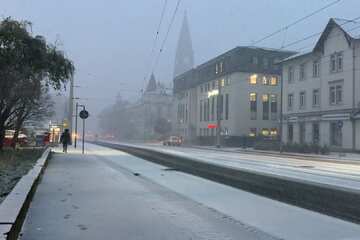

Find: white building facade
174;47;294;144
281;19;360;151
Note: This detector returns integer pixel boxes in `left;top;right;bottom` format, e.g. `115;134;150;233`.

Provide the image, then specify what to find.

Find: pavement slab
21;148;277;240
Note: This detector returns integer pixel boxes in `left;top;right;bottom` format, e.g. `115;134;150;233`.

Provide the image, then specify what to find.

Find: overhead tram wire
251;0;342;46
150;0;182;74
144;0;168;84
280;16;360;50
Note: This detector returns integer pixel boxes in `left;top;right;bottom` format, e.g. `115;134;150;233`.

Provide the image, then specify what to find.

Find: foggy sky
2;0;360;129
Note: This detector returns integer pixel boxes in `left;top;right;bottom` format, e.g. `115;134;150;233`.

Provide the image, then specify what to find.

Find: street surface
21;144;360;240
119;142;360;191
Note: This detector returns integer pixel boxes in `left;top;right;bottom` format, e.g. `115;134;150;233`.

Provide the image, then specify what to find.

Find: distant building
174;46;294;144
127;73;173;140
280;18;360;151
173;11;194;78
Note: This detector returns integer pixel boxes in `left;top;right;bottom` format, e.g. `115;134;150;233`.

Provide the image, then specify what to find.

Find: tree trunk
0;123;5;152
11;115;25;149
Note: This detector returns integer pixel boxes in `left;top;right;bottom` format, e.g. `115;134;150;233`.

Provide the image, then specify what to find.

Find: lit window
270;76;278;86
215;63;219;74
262;94;269;120
250;74;257;85
261;128;269;136
262;76;269;85
249;128;257;137
250;93;257;102
220;78;225;87
262;94;269;102
270;128;278;136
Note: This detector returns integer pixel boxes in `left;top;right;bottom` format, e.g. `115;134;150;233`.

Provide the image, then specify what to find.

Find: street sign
79;110;89;119
208;124;217;129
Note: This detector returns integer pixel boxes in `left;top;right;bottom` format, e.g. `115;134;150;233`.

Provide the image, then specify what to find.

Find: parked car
163;136;182;146
4;130;28;147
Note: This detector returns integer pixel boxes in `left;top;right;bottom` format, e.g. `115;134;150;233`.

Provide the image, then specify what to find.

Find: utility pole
74;102;79;148
75;103;85;149
216;78;222;148
68;76;74;136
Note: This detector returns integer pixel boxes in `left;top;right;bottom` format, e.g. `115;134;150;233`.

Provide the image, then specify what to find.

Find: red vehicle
4;130;28;147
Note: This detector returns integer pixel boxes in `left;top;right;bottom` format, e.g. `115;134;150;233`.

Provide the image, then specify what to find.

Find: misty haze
1;1;360;239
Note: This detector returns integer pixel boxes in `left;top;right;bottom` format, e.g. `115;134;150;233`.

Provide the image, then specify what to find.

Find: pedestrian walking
60;129;71;153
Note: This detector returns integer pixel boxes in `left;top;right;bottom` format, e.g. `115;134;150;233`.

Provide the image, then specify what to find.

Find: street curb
95;141;360;224
0;148;51;240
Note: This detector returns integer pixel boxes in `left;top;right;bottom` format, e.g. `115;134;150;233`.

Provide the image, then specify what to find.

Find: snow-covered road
120;142;360;191
87;143;360;240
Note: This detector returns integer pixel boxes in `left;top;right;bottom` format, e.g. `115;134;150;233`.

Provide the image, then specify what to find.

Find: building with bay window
281;18;360;151
173;46;294;143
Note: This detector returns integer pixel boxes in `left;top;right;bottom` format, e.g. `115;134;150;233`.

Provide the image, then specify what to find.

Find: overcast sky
3;0;360;128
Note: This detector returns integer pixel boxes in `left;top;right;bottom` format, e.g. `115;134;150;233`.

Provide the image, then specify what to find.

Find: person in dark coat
60;129;71;153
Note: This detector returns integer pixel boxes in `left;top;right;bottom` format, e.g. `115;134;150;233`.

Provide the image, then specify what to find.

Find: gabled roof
313;18;354;53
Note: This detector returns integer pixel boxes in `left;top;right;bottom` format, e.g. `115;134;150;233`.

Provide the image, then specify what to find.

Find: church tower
173;11;194;78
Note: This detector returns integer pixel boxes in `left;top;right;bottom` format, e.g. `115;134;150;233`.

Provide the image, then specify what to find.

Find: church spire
173;11;194;78
146;73;157;92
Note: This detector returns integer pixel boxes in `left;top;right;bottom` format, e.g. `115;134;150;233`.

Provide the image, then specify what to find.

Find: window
250;74;257;85
219;61;224;73
270;128;278;137
212;81;215;89
270;76;278;86
225;94;229;120
337;52;343;71
225;77;230;86
206;98;210;121
312;123;320;144
218;94;224;120
330;52;343;73
252;56;258;65
249;128;257;137
330;54;336;72
263;58;268;68
330;121;342;146
261;128;270;136
215;63;219;74
300;63;306;80
288;124;293;142
299;91;306;109
262;76;269;85
250;93;257;120
200;100;203;122
288;66;294;83
270;94;277;120
336;85;342;103
312;89;320;106
220;78;225;87
313;60;320;77
299;123;305;144
288;94;294;110
211;97;215;121
262;94;269;120
329;83;343;105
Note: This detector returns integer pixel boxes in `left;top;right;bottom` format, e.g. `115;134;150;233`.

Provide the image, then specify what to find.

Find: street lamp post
216;79;222;148
74;103;85;149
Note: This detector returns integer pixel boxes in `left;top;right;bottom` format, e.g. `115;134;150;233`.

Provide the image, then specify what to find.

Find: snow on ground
87;143;360;240
113;142;360;191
